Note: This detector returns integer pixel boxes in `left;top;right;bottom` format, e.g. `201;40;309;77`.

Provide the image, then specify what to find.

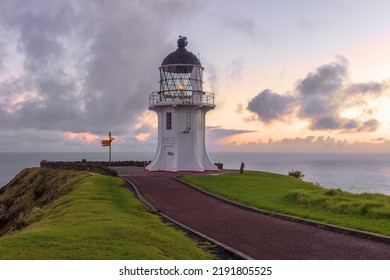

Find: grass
182;170;390;237
0;169;214;259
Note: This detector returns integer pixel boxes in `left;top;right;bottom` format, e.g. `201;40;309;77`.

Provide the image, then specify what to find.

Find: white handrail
149;91;214;106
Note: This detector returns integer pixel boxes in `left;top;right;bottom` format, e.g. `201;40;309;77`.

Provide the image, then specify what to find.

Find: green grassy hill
182;170;390;237
0;168;213;259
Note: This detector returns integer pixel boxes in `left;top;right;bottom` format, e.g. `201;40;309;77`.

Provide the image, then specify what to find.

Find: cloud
222;135;390;153
296;58;384;131
310;116;342;130
207;126;257;138
223;17;261;37
0;40;5;70
235;103;244;114
296;57;347;98
64;132;100;144
345;81;386;95
353;119;380;132
0;129;83;152
228;59;245;79
204;63;219;93
246;89;296;123
0;0;203;150
296;56;347;123
246;56;388;133
268;136;347;147
221;16;268;43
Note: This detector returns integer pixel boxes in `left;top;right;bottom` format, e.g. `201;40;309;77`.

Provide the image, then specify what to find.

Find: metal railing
149;90;215;106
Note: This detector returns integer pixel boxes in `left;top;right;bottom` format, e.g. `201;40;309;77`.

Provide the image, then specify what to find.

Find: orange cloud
1;91;42;113
64;132;100;143
134;110;157;129
132;110;157;141
135;132;151;141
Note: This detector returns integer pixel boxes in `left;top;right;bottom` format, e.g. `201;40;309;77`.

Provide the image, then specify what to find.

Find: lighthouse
146;36;217;172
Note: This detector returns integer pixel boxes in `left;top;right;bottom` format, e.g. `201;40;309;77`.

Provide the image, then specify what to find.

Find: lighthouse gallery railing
149;90;215;106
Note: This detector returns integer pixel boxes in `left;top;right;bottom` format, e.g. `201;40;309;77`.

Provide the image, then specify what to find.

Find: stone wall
40;160;151;176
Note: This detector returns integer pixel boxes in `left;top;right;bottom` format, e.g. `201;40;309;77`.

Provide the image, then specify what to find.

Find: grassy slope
0;168;86;236
182;171;390;236
0;169;213;259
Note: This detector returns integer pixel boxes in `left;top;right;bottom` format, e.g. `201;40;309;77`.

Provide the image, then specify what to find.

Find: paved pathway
122;173;390;259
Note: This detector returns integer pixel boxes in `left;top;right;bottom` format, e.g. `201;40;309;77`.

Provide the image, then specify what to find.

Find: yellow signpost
101;140;111;146
101;131;115;166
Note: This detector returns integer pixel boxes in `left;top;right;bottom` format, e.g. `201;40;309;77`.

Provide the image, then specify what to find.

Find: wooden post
108;131;112;167
240;162;245;174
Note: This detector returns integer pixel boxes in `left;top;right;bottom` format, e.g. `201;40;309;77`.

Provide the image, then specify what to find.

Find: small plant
325;188;341;196
288;169;305;180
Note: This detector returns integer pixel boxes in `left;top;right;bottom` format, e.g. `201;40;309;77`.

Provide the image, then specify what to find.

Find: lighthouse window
166;112;172;130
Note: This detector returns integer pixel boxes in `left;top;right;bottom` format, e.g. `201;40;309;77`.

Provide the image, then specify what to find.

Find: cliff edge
0;168;86;237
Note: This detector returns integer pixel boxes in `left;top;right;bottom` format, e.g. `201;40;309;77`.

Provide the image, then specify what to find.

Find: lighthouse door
164;146;174;171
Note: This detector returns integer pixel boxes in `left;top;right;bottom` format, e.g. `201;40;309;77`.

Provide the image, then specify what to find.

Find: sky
0;0;389;153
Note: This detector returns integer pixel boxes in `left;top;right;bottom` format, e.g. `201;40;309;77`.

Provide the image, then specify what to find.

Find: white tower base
146;104;217;172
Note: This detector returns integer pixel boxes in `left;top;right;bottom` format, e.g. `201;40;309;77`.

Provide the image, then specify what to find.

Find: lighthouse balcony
149;90;215;107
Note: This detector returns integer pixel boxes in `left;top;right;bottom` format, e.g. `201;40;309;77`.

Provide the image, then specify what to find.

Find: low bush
288;169;305;180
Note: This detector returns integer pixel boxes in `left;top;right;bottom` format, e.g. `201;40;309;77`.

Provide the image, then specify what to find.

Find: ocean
1;152;390;195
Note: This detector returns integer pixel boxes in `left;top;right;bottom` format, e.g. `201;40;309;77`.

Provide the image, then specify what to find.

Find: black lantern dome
161;36;201;66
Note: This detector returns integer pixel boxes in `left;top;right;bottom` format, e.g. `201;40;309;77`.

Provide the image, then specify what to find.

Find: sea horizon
1;151;390;195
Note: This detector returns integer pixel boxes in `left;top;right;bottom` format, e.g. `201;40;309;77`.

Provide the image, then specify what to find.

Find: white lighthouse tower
146;36;217;172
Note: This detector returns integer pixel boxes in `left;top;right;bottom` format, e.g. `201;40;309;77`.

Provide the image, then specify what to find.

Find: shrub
288;169;305;180
324;189;342;197
286;191;310;205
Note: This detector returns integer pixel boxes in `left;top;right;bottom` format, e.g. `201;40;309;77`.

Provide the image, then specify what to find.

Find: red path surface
123;174;390;259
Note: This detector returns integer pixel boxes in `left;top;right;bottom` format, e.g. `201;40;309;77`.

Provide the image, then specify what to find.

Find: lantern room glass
159;64;203;100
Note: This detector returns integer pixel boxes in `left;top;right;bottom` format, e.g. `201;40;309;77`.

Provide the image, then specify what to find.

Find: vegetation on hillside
0;168;87;237
288;169;305;180
182;171;390;236
0;168;214;259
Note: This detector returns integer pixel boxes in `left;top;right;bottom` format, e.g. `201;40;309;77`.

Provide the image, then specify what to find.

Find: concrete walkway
118;169;390;259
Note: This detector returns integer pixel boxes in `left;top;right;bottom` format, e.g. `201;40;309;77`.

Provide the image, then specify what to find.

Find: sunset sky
0;0;389;153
